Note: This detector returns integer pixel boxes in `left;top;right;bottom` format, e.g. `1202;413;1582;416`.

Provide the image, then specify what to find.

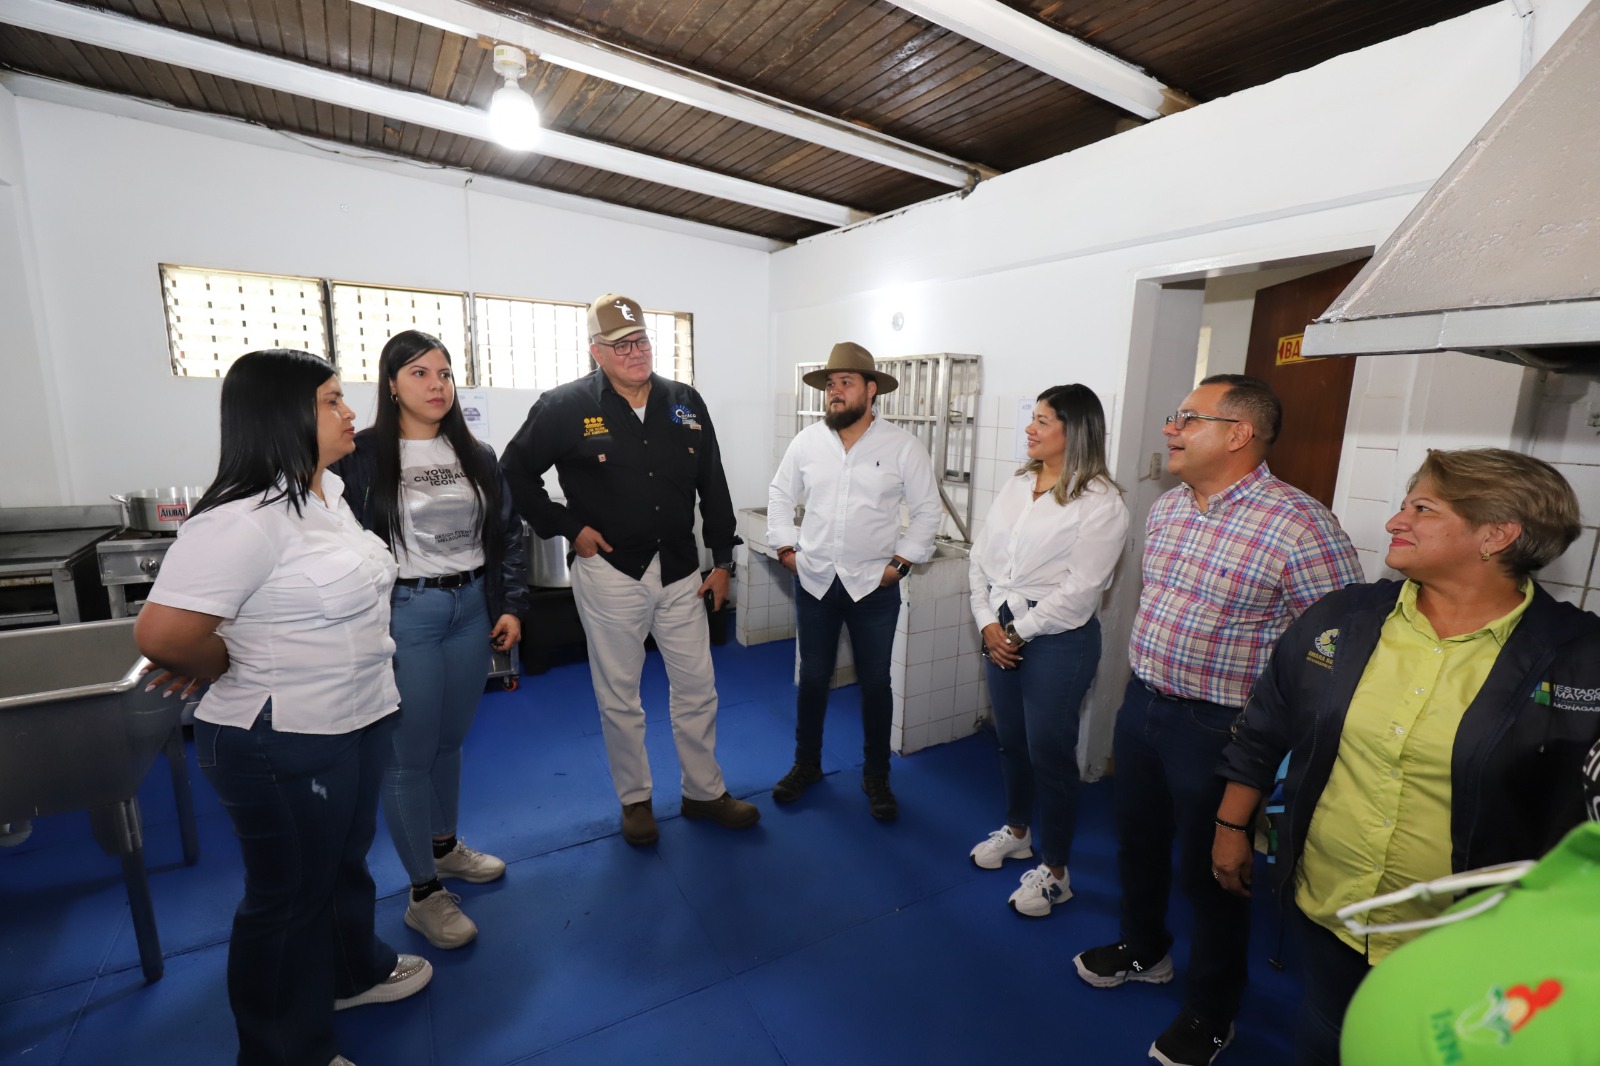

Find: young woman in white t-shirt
137;349;430;1066
331;330;528;951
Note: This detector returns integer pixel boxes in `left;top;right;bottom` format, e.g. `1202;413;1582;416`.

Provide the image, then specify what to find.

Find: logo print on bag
1445;979;1563;1052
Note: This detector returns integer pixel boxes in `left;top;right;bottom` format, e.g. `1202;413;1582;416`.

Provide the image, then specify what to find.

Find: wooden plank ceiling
1;0;1491;243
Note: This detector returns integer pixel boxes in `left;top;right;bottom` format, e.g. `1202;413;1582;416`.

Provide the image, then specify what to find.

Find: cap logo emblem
614;301;636;322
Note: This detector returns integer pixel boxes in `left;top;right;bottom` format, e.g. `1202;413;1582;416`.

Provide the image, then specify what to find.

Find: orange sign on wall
1275;332;1306;366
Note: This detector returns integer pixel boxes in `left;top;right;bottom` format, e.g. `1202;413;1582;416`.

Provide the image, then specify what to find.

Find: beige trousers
569;553;726;805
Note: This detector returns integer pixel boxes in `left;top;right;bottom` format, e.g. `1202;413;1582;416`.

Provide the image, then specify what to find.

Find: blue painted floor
0;637;1303;1065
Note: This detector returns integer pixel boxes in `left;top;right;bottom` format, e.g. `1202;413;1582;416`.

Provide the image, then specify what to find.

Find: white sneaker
404;890;478;948
334;954;432;1010
970;825;1034;869
434;839;506;883
1008;863;1072;917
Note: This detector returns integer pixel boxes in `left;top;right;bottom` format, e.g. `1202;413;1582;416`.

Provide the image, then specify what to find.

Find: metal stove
0;507;121;629
96;530;178;619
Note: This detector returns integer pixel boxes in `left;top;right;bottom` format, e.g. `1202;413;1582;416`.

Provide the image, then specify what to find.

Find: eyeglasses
1165;410;1241;430
597;333;654;356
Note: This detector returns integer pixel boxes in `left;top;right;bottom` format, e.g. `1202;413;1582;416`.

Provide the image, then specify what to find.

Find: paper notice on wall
458;388;490;439
1014;398;1033;461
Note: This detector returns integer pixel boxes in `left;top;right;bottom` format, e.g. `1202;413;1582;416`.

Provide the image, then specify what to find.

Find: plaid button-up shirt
1130;462;1362;708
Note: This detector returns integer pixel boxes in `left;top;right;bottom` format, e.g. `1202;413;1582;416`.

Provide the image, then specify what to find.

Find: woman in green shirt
1211;448;1600;1066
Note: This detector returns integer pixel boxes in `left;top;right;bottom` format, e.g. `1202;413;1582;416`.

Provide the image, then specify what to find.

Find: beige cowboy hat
801;342;899;395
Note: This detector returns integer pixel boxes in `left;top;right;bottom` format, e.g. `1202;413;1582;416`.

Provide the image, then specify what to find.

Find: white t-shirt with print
395;436;487;579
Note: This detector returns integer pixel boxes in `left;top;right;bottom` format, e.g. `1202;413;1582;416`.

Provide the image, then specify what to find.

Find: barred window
160;264;326;377
330;283;469;384
159;265;692;390
473;295;693;389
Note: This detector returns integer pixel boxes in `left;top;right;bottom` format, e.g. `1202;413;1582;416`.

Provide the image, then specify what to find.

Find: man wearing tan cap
767;342;941;820
501;293;758;846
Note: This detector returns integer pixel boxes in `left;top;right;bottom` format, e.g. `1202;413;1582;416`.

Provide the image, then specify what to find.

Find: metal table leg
89;799;164;983
163;726;200;865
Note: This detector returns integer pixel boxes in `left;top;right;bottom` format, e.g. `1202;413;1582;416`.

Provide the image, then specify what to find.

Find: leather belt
395;566;483;590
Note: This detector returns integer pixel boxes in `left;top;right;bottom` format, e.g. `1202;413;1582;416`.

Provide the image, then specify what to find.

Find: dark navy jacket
1220;579;1600;894
332;430;530;622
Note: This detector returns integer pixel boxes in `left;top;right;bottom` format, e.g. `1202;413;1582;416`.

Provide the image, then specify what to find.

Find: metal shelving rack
795;353;981;542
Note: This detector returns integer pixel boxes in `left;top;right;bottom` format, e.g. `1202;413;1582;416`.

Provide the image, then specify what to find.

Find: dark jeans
196;704;400;1066
1291;906;1371;1066
794;576;902;778
1112;676;1252;1025
986;608;1100;869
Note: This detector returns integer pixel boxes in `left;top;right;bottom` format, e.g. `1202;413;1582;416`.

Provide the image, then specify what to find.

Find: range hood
1302;3;1600;370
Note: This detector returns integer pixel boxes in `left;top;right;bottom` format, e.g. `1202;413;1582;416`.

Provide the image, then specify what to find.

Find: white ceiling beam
886;0;1196;120
354;0;986;187
2;0;867;227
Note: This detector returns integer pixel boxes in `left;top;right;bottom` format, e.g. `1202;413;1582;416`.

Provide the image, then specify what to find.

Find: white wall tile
1542;528;1597;588
957;620;980;654
933;625;959;661
954;680;980;715
1545;581;1585;607
1344;447;1397;502
934;594;963;630
909;603;938;635
908;629;936;666
902;722;930;755
929;686;955;718
1552;462;1600;527
1341;497;1396;556
1354;395;1406;449
956;651;981;686
930;656;957;694
927;716;954;745
950;715;979;740
906;661;933;697
903;692;932;727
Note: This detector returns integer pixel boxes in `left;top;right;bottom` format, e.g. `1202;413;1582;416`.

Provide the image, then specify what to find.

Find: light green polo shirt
1295;579;1533;962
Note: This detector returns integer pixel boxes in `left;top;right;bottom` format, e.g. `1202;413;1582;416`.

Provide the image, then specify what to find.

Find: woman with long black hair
333;329;528;950
137;349;429;1066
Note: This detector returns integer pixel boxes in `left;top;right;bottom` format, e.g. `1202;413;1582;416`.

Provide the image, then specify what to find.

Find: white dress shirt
147;468;400;735
768;416;942;602
968;472;1130;641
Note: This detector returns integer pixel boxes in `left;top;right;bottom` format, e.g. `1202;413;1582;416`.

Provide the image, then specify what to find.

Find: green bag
1341;821;1600;1065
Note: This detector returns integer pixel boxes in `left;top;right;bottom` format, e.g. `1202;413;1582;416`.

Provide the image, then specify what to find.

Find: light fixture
488;44;541;151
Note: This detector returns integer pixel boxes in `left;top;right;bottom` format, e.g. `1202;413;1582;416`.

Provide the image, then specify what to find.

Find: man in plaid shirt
1073;375;1361;1066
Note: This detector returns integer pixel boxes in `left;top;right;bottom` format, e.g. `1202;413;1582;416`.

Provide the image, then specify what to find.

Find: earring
1480;550;1492;561
389;393;398;404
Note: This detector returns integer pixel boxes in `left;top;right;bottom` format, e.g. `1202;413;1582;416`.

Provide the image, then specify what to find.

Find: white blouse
147;469;400;734
968;473;1131;641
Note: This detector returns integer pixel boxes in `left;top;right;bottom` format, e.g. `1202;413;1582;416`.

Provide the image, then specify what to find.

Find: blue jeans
985;609;1100;869
1112;676;1252;1025
1291;905;1370;1066
196;704;399;1066
384;576;493;885
795;577;901;778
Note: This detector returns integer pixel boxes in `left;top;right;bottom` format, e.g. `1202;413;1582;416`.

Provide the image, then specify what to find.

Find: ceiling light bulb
489;79;541;151
487;44;540;152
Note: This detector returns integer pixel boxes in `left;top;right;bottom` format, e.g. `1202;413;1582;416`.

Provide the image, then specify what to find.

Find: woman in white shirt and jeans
331;330;527;950
137;349;430;1066
967;384;1130;917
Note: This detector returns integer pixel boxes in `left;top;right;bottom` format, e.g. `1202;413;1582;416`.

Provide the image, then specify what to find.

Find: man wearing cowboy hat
766;342;941;821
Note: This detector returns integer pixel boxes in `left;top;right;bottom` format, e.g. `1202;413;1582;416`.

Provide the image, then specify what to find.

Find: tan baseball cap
801;341;899;394
587;293;647;342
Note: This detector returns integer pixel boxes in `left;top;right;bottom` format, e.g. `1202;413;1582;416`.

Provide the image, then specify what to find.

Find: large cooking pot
110;487;207;533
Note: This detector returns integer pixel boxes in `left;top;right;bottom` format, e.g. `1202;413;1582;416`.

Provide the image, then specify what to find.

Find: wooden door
1242;259;1368;508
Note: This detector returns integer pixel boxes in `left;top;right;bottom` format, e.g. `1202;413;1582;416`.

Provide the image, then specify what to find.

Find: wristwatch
714;560;737;578
890;559;911;578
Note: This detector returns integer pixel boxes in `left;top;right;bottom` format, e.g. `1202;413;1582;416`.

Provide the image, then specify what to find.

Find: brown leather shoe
621;800;658;846
680;791;761;829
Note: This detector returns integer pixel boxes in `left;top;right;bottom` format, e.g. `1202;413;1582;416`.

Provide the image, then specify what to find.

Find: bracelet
776;546;796;560
1215;817;1250;834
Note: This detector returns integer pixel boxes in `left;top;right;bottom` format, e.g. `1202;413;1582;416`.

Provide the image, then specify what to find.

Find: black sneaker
772;762;823;804
862;775;898;821
1072;941;1175;988
1149;1009;1234;1066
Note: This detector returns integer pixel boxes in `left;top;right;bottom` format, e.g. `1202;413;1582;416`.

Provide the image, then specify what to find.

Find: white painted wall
0;83;70;507
8;96;772;509
765;1;1596;774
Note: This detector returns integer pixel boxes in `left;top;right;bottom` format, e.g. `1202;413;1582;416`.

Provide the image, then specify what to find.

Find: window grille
330;283;469;384
160;264;326;377
473;296;694;389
